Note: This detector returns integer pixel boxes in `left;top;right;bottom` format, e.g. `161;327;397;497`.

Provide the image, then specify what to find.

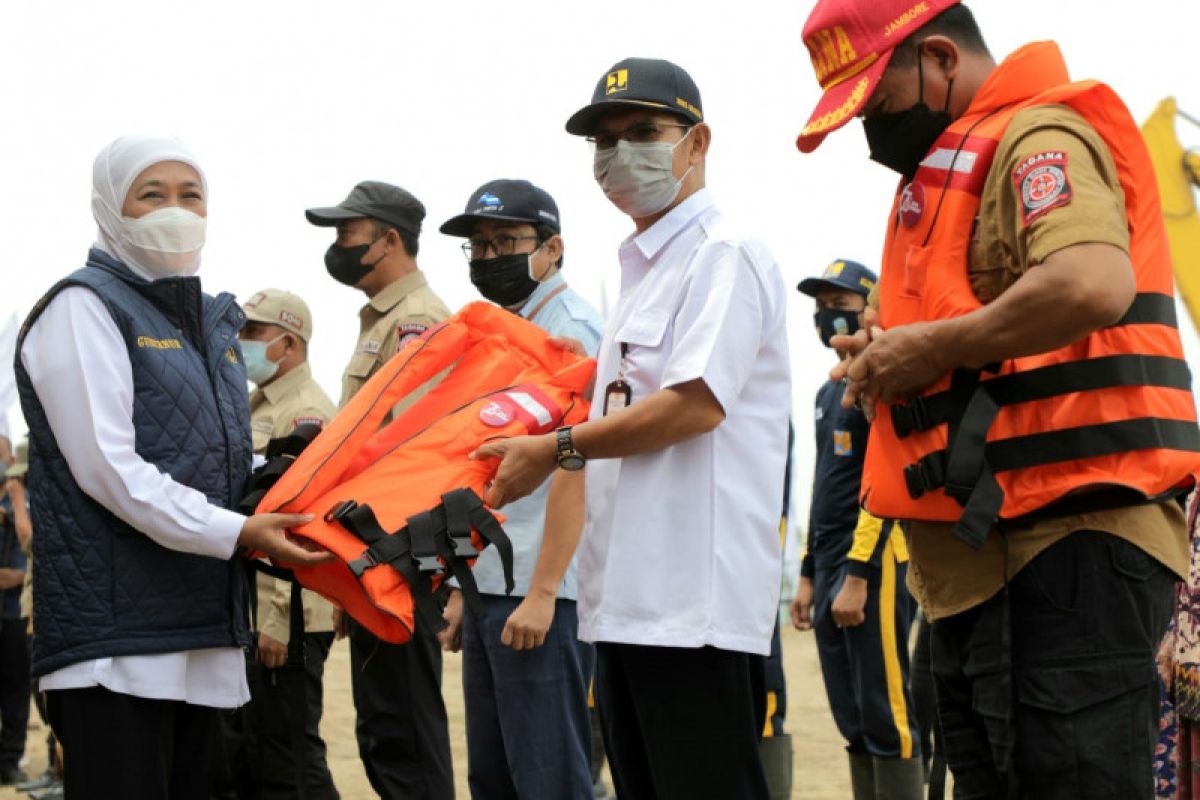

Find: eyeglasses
586;121;692;151
462;235;540;260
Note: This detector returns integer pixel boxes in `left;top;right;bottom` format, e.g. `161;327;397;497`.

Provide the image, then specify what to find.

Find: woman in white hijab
15;135;326;799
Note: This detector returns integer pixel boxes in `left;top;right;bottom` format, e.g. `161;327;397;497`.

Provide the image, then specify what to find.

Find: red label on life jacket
477;384;563;435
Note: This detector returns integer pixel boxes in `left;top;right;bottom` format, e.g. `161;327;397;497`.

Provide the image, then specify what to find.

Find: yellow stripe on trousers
878;534;913;758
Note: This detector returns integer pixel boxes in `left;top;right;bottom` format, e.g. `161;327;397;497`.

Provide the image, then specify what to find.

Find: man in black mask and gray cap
306;181;453;800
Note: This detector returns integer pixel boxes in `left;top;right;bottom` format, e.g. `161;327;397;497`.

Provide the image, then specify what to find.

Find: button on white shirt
22;286;250;708
577;189;791;656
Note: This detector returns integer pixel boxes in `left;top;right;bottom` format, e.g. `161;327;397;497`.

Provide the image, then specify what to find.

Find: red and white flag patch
1012;151;1072;226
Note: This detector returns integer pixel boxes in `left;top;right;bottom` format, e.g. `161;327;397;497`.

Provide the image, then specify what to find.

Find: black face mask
862;52;953;180
814;307;861;348
470;253;540;308
325;237;383;287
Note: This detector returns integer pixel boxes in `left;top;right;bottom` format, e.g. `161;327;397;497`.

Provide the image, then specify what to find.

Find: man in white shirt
16;136;325;799
475;58;791;800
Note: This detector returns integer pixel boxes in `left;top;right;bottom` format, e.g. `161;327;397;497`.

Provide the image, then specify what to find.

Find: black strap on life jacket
886;293;1193;549
889;354;1192;439
237;423;324;666
237;423;324;516
326;489;514;636
904;416;1200;546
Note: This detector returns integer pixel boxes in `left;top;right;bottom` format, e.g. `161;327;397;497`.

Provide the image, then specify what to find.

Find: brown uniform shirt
906;104;1190;621
338;270;451;408
249;362;338;641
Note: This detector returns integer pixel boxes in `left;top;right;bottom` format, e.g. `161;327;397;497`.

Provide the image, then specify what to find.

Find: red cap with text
796;0;960;153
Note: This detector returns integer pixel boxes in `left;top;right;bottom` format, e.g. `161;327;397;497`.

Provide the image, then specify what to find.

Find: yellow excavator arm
1142;97;1200;329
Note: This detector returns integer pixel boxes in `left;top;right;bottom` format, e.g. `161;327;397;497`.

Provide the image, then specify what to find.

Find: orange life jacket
251;301;595;643
863;41;1200;548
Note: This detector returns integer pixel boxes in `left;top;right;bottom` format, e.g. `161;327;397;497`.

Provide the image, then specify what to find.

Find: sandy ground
1;624;857;799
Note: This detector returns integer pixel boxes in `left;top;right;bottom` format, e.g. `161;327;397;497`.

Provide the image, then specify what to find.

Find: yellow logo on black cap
606;69;629;95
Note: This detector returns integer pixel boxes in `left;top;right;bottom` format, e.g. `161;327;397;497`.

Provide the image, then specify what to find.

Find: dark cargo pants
931;530;1174;799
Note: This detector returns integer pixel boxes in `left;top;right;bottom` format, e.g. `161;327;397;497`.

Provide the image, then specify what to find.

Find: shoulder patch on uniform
1012;150;1072;226
292;417;324;430
396;322;427;348
833;429;853;456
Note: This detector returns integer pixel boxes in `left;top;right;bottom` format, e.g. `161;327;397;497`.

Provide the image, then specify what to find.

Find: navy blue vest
16;250;253;677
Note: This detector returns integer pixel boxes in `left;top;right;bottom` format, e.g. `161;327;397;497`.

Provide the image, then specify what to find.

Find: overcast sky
3;0;1198;571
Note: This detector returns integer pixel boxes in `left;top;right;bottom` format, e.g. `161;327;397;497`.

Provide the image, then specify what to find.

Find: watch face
559;454;586;471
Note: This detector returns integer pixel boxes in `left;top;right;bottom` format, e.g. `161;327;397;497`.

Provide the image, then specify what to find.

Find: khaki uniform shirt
250;362;338;642
906;104;1190;621
338;270;451;408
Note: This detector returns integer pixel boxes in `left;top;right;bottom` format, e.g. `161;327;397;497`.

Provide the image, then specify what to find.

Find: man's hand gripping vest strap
236;423;323;669
325;488;515;635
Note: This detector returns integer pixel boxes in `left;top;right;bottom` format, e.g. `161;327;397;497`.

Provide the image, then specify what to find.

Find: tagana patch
1012;150;1072;226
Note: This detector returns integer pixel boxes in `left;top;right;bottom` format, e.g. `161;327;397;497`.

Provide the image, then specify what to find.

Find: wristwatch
555;426;586;471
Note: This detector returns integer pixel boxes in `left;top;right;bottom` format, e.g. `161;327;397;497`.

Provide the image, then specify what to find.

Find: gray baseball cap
305;181;426;238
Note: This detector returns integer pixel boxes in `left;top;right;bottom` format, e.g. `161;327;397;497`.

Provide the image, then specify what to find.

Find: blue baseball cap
439;179;561;237
797;258;877;298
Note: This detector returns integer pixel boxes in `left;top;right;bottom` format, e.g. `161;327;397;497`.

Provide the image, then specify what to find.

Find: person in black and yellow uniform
790;259;922;800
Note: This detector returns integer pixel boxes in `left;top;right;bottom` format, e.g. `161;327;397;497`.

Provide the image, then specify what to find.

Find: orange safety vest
250;301;595;643
863;41;1200;548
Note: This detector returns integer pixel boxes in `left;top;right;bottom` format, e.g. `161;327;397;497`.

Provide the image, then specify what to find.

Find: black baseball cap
439;179;561;237
797;259;877;297
565;57;703;136
305;181;425;238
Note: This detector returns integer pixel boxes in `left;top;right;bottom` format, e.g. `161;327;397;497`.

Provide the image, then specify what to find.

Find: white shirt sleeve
20;287;245;559
659;242;767;413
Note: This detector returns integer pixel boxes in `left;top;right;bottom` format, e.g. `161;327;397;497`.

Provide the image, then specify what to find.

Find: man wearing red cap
797;2;1200;797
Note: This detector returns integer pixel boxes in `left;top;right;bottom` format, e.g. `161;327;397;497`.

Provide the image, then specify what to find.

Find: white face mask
121;207;207;278
593;130;695;218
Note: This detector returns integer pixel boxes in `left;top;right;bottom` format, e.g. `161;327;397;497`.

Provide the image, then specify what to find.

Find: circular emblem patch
479;400;513;427
1022;165;1065;209
898;181;925;228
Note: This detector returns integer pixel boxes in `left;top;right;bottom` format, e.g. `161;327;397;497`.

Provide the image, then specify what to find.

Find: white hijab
91;135;208;280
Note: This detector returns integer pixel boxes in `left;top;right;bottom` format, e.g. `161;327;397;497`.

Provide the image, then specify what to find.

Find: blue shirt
472;271;604;599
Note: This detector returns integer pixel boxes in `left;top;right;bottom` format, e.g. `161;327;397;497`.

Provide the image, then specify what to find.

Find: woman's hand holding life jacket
238;513;333;566
502;588;555;650
470;434;558;509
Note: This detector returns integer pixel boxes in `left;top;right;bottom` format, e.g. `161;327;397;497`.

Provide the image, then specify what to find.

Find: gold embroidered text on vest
136;336;182;350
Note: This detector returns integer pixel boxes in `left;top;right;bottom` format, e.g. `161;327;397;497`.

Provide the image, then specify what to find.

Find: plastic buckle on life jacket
346;549;378;578
904;453;946;499
325;499;359;524
891;396;929;440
